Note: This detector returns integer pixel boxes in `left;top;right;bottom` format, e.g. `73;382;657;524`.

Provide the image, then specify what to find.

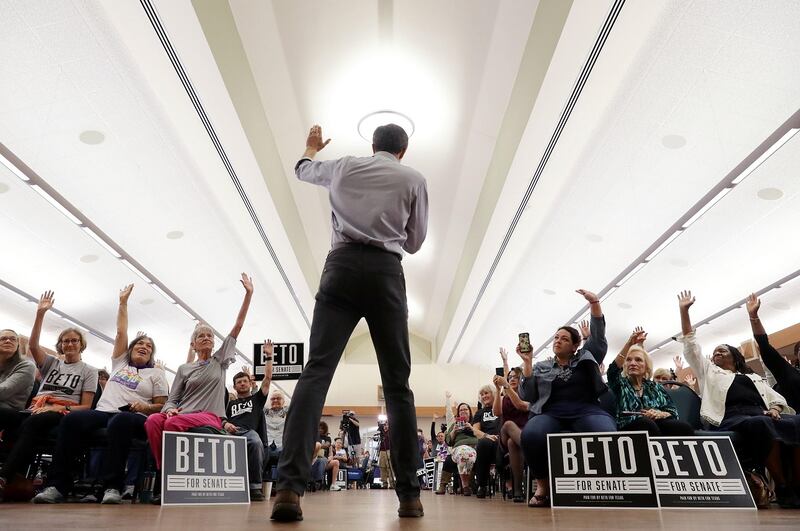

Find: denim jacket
519;314;608;415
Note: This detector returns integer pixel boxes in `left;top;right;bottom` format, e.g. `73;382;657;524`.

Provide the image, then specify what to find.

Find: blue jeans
233;428;265;489
520;412;617;479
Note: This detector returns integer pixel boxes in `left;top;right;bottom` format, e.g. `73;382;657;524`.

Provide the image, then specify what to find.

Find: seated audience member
311;421;335;489
652;368;676;388
443;402;479;496
746;293;800;411
432;429;449;462
378;420;394;490
493;367;530;502
144;275;253;478
223;341;274;502
0;329;36;414
0;291;97;502
519;289;615;508
608;327;693;437
97;369;110;390
34;284;168;504
265;390;288;469
329;438;348;491
471;384;499;499
678;290;800;508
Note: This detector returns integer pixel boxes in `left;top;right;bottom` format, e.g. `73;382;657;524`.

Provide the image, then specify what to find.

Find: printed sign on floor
548;431;659;508
253;342;304;381
162;431;250;505
423;458;436;489
650;436;756;509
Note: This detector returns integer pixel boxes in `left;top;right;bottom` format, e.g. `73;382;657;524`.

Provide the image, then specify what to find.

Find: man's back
296;151;428;256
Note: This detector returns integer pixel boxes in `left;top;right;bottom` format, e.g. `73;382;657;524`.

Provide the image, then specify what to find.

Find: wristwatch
65;405;72;412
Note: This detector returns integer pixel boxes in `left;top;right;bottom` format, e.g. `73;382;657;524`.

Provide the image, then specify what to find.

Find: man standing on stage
271;123;428;521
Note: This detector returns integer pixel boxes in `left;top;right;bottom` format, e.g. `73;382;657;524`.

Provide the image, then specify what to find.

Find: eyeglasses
60;338;82;345
507;374;519;380
0;336;18;342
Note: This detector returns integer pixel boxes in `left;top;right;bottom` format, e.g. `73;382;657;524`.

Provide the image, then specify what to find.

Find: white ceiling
0;0;799;392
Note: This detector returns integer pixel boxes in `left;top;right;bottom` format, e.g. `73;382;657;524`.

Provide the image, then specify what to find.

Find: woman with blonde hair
608;328;693;436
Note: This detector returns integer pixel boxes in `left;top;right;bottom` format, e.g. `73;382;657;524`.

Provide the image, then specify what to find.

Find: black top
226;390;268;435
543;363;597;416
318;434;332;458
724;374;765;417
472;406;500;436
755;333;800;411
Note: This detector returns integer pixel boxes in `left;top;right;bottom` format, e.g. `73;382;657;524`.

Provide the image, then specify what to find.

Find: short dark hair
456;402;473;421
725;344;753;374
557;326;581;347
373;124;409;155
233;371;249;384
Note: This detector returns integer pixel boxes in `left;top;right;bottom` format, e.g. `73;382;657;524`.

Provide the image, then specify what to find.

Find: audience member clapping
0;291;97;502
518;289;615;507
678;290;800;508
607;327;693;437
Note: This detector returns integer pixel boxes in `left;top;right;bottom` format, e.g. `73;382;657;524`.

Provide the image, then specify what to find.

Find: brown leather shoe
270;490;303;522
397;497;424;518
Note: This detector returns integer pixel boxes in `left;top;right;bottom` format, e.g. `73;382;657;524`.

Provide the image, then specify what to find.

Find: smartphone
495;367;505;377
518;332;532;353
620;410;641;416
118;404;131;412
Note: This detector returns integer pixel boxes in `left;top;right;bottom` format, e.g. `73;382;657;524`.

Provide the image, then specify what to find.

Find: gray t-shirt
38;355;98;404
0;356;36;411
163;336;237;419
265;406;288;450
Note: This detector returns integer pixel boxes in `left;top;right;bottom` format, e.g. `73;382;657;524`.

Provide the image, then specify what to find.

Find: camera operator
377;419;395;489
339;410;361;458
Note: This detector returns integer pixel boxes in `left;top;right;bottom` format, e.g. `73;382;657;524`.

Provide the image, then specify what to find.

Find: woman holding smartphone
34;284;168;504
436;402;479;495
607;327;693;436
493;366;530;502
518;289;615;507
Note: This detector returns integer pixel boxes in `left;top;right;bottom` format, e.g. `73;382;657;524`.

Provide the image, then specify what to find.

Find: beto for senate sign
161;431;250;505
548;431;659;509
253;342;304;381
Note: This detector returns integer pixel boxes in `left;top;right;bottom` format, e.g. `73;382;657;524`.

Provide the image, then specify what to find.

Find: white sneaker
121;485;135;500
33;487;64;504
101;489;122;504
329;484;342;491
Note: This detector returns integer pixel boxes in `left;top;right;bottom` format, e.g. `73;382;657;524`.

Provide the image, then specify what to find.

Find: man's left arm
403;182;429;253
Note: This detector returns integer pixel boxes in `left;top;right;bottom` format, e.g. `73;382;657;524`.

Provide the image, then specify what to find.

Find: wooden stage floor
1;489;798;529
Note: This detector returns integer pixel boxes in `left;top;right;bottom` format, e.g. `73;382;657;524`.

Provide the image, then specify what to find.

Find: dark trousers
474;437;498;487
277;245;420;502
623;416;695;437
49;410;147;494
520;413;617;479
1;411;63;481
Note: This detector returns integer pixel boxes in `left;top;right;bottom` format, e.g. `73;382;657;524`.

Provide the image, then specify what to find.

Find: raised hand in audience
579;320;590;341
632;326;647;345
677;290;695;336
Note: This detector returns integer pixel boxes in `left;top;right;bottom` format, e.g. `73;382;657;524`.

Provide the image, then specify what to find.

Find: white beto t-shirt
95;355;169;413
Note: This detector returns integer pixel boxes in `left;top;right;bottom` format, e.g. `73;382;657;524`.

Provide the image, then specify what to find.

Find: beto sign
548;431;658;508
650;436;755;509
253;342;304;381
162;431;249;505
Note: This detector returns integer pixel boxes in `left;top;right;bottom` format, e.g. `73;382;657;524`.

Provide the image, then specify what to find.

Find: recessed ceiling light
166;230;184;240
542;289;556;295
757;187;783;201
79;130;105;145
770;302;790;311
669;258;689;268
617;302;632;309
357;110;415;142
661;134;687;149
140;298;155;305
80;254;99;263
0;182;9;194
585;234;603;243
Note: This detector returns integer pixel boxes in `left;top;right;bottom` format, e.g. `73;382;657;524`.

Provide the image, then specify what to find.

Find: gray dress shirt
296;151;429;256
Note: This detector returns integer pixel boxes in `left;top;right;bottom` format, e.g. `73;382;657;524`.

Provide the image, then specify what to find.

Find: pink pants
144;411;222;469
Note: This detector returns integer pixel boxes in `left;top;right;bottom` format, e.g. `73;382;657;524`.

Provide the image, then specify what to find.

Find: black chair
664;381;739;443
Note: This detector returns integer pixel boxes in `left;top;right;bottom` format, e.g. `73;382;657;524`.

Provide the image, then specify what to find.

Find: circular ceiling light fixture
357;110;415;142
79;130;105;145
